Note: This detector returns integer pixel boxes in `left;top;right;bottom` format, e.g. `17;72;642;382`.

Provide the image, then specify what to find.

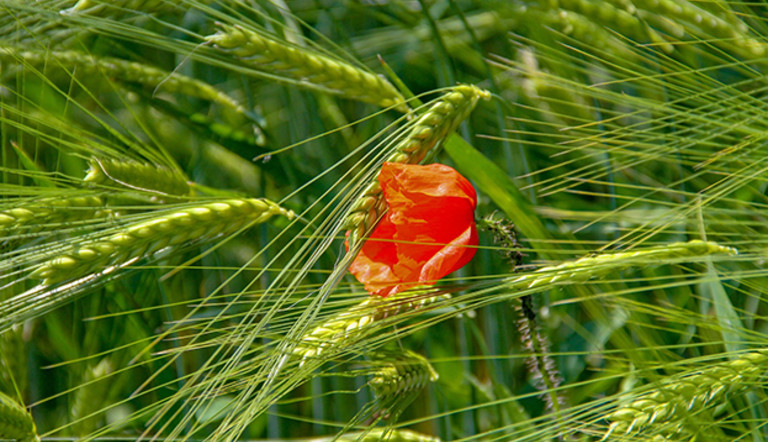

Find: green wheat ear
206;24;407;111
0;47;244;113
30;198;293;285
369;349;439;417
344;84;490;248
503;240;736;290
602;349;768;439
0;392;38;442
0;196;106;232
293;288;450;367
84;158;190;197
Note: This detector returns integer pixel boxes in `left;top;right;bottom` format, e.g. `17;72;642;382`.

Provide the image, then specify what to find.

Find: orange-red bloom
349;162;478;297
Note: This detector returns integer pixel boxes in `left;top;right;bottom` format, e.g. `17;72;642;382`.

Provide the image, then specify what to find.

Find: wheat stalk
344;84;490;248
30;198;293;285
0;392;38;442
85;158;190;197
206;24;406;111
602;349;768;439
0;47;244;113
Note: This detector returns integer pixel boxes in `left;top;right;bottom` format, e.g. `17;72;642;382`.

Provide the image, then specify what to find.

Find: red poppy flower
348;162;478;297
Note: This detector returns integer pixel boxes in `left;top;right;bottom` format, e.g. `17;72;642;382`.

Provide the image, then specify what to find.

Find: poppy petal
349;162;478;297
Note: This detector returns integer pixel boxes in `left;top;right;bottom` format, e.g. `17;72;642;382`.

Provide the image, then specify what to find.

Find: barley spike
551;0;674;53
504;240;735;291
0;196;105;231
30;198;293;285
293;288;449;366
628;0;764;57
85;158;190;196
369;350;438;400
602;349;768;439
0;47;244;113
207;24;406;111
0;392;38;442
344;85;490;247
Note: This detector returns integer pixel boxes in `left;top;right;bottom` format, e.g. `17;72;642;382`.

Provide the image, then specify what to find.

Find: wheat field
0;1;767;441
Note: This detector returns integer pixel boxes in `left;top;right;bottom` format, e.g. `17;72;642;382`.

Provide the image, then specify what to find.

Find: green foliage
0;0;767;441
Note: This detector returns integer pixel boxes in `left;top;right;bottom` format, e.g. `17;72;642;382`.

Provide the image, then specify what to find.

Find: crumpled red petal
348;162;478;297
